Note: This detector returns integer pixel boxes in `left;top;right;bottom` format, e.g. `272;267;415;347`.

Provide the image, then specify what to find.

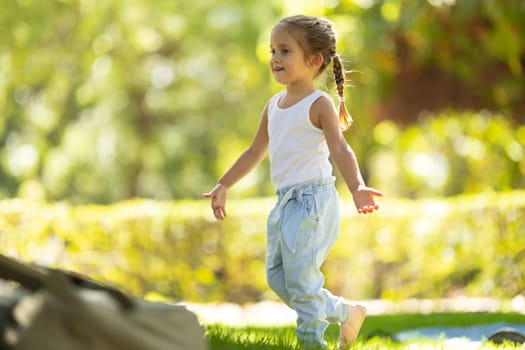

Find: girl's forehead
270;25;299;46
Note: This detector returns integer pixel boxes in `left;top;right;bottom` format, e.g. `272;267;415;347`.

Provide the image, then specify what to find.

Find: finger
359;205;375;214
213;206;226;220
367;203;378;212
203;191;214;198
213;208;222;220
368;188;383;197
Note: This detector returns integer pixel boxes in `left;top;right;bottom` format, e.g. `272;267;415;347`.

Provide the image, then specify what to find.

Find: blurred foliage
367;110;525;198
0;0;278;202
1;190;524;302
1;0;524;202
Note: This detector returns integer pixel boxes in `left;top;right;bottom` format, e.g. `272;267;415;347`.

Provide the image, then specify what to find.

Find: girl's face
269;25;316;87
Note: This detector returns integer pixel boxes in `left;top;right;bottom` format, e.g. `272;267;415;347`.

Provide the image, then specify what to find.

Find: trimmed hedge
1;191;524;303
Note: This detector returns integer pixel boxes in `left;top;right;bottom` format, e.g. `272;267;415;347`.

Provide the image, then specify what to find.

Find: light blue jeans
266;177;348;348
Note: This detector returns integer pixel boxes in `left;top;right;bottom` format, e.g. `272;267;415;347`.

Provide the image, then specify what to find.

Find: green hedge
1;191;524;302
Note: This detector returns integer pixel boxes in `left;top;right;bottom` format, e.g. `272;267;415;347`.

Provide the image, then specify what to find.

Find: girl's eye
269;48;289;56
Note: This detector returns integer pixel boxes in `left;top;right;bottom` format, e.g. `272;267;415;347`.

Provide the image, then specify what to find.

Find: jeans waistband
276;176;335;199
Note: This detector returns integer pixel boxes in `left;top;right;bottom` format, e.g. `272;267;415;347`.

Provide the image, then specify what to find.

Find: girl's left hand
203;183;228;220
352;186;383;214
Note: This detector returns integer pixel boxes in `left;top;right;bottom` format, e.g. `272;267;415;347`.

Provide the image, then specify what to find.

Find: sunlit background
2;0;523;203
1;0;524;302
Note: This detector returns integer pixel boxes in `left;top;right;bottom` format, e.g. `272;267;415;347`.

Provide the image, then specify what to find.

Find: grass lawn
205;312;525;349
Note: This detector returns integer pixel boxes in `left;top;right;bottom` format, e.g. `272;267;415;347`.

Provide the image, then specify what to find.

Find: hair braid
333;54;353;130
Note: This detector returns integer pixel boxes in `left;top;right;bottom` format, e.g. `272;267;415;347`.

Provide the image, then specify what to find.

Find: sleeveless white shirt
267;90;333;190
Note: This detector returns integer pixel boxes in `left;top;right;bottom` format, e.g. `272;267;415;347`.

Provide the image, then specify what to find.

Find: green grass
205;312;525;349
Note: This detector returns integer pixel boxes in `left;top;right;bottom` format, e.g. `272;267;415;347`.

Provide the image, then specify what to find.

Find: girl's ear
308;52;324;70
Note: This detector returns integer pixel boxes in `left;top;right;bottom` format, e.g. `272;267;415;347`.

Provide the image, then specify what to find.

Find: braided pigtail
333;53;353;130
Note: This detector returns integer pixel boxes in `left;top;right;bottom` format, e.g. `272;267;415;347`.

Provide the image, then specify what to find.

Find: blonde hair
278;15;353;130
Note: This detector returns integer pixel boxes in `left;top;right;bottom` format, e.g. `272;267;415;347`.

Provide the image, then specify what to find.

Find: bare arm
203;103;269;220
312;96;382;214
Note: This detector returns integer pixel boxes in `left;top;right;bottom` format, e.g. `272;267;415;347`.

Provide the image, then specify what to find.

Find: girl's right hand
203;183;228;220
351;185;383;214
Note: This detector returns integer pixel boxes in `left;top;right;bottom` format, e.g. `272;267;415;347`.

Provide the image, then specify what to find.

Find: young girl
204;15;382;349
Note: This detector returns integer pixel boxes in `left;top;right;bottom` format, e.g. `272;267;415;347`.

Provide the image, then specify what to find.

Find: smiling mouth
272;67;284;73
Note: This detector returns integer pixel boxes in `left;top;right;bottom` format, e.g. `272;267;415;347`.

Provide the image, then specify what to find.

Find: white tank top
267;90;333;190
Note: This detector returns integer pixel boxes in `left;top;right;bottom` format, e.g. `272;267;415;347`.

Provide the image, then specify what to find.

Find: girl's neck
285;81;316;97
279;84;316;109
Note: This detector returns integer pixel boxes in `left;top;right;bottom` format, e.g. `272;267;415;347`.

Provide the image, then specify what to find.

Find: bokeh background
2;0;524;202
1;0;524;303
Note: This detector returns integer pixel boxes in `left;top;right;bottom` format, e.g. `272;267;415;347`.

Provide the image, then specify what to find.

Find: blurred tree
1;0;278;202
0;0;523;202
357;0;525;124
